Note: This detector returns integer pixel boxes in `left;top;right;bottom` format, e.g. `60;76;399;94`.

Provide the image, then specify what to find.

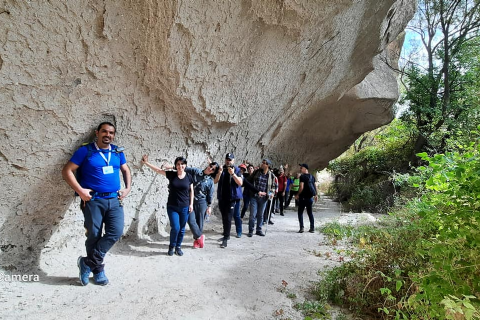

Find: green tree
399;0;480;156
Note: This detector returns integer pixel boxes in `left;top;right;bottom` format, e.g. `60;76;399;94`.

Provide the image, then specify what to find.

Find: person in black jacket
295;163;318;233
214;153;243;248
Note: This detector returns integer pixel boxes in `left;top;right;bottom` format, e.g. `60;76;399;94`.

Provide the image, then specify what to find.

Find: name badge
103;166;114;174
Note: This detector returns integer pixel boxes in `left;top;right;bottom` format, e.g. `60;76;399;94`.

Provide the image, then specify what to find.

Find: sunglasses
209;164;217;169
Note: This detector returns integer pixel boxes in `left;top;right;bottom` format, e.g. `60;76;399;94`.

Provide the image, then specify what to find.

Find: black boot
220;239;228;248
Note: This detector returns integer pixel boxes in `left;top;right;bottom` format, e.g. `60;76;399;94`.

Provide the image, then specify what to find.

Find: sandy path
0;196;349;320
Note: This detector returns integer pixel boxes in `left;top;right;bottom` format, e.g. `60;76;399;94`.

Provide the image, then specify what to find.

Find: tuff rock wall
0;0;415;271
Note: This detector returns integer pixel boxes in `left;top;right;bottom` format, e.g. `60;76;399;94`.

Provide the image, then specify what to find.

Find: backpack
302;174;317;198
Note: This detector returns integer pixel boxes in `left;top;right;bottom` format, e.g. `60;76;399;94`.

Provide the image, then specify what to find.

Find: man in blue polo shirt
62;122;131;286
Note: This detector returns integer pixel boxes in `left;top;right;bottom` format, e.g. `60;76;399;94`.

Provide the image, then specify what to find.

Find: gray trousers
188;198;208;239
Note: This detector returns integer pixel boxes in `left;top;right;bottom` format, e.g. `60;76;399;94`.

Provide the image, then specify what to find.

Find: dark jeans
167;205;189;248
241;193;251;218
81;198;124;274
264;199;274;223
298;197;314;230
219;199;239;238
286;190;298;207
277;193;285;214
188;199;207;239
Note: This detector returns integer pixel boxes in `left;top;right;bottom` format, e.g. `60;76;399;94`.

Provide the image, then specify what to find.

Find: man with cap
243;159;276;237
214;153;243;248
295;163;318;233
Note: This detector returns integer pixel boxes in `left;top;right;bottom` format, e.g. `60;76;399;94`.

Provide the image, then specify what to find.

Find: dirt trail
0;196;366;320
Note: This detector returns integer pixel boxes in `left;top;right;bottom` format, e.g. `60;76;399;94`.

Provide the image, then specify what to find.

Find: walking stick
264;196;274;235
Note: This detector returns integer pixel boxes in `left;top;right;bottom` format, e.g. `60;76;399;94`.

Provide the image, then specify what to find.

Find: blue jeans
249;195;268;233
188;199;207;239
81;198;124;274
233;200;242;235
298;197;314;230
167;205;189;248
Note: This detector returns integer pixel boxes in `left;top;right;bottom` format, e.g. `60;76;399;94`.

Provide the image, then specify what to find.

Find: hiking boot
298;228;304;233
309;228;315;233
220;239;227;248
198;234;205;248
255;231;265;236
77;256;91;286
268;221;274;225
236;233;242;238
247;233;253;237
218;236;230;241
167;246;174;256
280;213;284;216
175;247;184;256
193;239;200;249
93;270;109;286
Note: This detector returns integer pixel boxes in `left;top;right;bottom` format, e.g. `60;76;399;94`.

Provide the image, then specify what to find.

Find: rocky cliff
0;0;415;271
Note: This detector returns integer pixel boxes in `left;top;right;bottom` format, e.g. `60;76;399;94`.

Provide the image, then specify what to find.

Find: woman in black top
142;155;194;256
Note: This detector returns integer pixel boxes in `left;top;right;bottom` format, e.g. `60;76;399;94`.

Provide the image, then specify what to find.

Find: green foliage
315;135;480;319
320;222;357;240
399;0;480;154
328;120;415;213
441;295;480;320
315;215;428;318
293;300;331;319
405;141;480;318
286;292;297;299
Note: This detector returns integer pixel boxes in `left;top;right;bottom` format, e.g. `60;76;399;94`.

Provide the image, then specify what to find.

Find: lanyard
94;142;111;165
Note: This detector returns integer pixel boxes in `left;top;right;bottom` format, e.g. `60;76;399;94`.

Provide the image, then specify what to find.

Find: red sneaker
198;234;205;248
193;239;200;249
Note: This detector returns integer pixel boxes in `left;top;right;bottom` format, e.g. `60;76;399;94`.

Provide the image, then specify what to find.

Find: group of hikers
62;122;318;286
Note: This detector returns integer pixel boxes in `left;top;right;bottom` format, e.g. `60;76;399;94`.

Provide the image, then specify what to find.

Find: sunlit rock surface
0;0;415;270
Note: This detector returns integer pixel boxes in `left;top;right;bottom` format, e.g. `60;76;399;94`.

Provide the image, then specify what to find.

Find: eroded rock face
0;0;415;270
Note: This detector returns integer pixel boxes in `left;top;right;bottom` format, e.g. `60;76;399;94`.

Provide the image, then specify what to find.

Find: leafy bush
315;134;480;319
404;144;480;319
317;214;428;318
328;120;415;213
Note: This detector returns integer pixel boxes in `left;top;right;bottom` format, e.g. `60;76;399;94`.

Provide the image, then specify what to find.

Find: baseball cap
239;164;247;170
263;159;272;167
299;163;309;169
225;153;235;159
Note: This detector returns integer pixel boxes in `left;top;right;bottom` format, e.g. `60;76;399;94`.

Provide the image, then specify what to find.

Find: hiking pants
298;197;314;230
81;197;124;274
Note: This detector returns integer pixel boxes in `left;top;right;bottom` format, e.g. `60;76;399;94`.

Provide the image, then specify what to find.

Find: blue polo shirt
70;143;126;193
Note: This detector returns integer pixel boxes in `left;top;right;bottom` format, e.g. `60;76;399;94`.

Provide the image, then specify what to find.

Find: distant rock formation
0;0;415;270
